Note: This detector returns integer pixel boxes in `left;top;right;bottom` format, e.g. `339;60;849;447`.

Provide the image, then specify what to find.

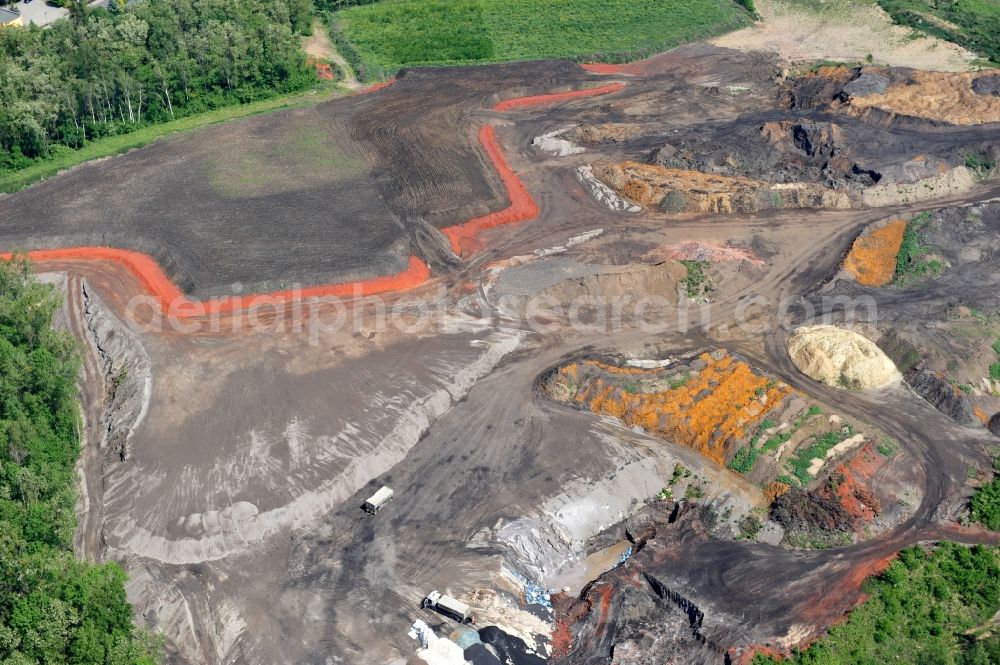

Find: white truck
421;590;473;624
363;486;393;514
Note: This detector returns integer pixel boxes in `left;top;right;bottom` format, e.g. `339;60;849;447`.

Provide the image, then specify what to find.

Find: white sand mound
787;325;900;390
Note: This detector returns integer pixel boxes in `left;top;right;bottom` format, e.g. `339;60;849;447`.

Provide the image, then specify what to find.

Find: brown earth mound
843;219;906;286
848;70;1000;125
567;123;645;143
598;161;852;213
540;262;686;305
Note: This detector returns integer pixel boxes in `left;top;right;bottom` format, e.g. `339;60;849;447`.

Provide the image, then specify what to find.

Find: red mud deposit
195;255;429;316
306;57;334;81
1;248;429;318
732;645;786;665
444;82;626;255
550;592;589;658
492;82;625;111
551;582;619;659
1;247;185;304
832;442;884;524
580;63;631;75
356;79;395;95
800;551;896;628
315;64;334;81
442;125;539;256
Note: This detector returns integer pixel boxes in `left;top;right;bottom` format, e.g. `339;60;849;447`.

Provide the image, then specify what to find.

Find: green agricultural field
877;0;1000;63
332;0;754;76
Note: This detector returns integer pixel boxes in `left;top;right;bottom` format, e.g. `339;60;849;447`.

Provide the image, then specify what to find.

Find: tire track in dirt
492;83;626;111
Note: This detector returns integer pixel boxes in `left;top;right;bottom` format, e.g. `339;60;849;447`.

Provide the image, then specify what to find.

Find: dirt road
303;18;360;89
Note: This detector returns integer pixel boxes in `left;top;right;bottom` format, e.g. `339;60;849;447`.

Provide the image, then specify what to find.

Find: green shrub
668;372;691;389
964;152;997;176
877;437;900;457
754;541;1000;664
684;483;705;499
0;257;160;664
788;428;854;484
330;18;380;82
0;0;315;176
894;212;943;284
738;514;762;540
728;444;758;473
660;189;688;212
680;260;710;298
972;478;1000;531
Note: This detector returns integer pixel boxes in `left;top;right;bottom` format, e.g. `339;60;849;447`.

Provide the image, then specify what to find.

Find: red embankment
580;63;632;75
492;82;625;111
356;79;395;95
441;125;539;256
0;248;429;318
200;255;429;315
0;247;186;306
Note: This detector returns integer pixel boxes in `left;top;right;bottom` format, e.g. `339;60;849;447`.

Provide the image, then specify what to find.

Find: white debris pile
532;126;585;156
409;620;469;665
625;357;675;369
576;165;642;212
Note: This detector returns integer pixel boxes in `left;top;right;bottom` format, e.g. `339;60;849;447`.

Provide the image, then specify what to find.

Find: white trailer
363;486;393;514
421;590;473;624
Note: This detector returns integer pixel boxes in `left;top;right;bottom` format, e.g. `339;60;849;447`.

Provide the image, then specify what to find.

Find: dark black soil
0;61;590;298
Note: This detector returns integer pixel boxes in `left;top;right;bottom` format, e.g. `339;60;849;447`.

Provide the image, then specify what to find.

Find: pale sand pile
861;166;977;208
787;325;901;390
712;0;977;72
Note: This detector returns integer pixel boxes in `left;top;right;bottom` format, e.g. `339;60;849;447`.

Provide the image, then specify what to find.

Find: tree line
0;258;160;664
0;0;316;172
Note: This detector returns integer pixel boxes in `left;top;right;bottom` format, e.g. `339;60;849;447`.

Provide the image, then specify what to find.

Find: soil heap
842;219;906;287
787;325;901;390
